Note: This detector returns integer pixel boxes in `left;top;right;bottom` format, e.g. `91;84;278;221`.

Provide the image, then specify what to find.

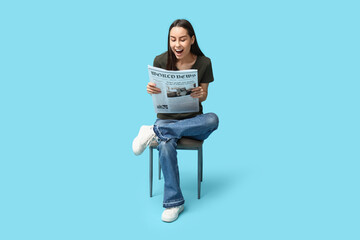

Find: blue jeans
153;113;219;208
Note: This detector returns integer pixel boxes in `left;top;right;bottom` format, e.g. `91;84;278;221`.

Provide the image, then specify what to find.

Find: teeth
176;49;183;52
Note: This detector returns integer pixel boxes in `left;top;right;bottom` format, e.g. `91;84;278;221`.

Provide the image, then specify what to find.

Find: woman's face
169;27;195;60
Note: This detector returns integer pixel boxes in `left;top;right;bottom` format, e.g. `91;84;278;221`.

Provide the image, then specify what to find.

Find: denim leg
153;113;219;208
189;113;220;141
157;138;185;208
154;113;219;142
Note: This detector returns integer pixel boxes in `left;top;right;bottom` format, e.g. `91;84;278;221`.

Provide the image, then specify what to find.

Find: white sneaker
161;205;184;222
132;125;156;156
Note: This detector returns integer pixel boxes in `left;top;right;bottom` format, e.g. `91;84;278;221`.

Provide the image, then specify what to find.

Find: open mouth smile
174;49;184;55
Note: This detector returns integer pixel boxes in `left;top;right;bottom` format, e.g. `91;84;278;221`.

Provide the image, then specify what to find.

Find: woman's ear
191;35;195;45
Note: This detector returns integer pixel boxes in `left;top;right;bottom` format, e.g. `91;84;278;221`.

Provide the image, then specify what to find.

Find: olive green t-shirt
153;52;214;120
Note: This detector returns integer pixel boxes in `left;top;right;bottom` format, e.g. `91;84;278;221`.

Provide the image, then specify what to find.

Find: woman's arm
191;83;209;103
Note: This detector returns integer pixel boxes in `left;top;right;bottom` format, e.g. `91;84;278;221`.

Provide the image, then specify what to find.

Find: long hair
166;19;204;70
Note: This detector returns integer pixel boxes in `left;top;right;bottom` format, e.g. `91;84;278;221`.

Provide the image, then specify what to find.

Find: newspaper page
148;65;199;113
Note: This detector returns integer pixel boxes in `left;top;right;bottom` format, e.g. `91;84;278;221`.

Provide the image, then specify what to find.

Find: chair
149;138;204;199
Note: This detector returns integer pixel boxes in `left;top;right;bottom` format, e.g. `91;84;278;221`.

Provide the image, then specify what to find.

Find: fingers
190;86;204;98
147;82;161;94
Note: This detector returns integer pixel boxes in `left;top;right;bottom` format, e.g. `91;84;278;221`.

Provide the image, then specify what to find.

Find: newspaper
148;65;199;113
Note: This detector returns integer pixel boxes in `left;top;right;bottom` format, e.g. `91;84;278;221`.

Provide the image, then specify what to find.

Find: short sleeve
153;56;161;68
200;58;214;83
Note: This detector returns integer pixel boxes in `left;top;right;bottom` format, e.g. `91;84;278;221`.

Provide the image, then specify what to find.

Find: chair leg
158;158;161;180
151;143;204;199
200;146;203;182
198;147;201;199
150;147;153;197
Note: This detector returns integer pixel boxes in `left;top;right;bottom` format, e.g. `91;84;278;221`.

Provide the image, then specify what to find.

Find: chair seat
150;137;203;149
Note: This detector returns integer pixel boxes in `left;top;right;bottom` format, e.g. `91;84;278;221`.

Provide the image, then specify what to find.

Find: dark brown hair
166;19;204;70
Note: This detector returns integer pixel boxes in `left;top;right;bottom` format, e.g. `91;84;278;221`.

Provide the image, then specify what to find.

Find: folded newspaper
148;65;199;113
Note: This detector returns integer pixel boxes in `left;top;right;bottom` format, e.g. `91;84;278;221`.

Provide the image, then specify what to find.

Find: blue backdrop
1;0;359;239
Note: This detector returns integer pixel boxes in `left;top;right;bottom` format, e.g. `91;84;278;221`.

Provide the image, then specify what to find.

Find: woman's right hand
147;82;161;95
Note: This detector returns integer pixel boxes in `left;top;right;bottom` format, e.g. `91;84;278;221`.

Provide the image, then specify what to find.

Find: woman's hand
191;83;209;102
190;86;204;98
147;82;161;95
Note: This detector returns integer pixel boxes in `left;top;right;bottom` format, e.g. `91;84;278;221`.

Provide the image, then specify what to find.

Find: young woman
132;19;219;222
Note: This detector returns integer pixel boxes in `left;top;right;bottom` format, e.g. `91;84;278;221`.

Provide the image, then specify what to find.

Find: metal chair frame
149;138;203;199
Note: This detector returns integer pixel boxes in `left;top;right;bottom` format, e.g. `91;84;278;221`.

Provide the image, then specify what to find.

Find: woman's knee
205;113;219;129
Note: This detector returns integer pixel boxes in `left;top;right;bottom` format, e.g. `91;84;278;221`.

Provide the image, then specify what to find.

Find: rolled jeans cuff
153;124;170;142
163;199;185;208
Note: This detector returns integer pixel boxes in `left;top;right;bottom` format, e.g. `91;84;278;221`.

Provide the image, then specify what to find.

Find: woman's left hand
191;83;209;103
190;86;204;98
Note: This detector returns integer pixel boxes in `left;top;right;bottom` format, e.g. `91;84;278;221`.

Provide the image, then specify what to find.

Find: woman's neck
176;53;197;70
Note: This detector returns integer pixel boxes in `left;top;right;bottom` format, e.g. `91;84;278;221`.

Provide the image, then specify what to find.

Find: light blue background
1;0;359;239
